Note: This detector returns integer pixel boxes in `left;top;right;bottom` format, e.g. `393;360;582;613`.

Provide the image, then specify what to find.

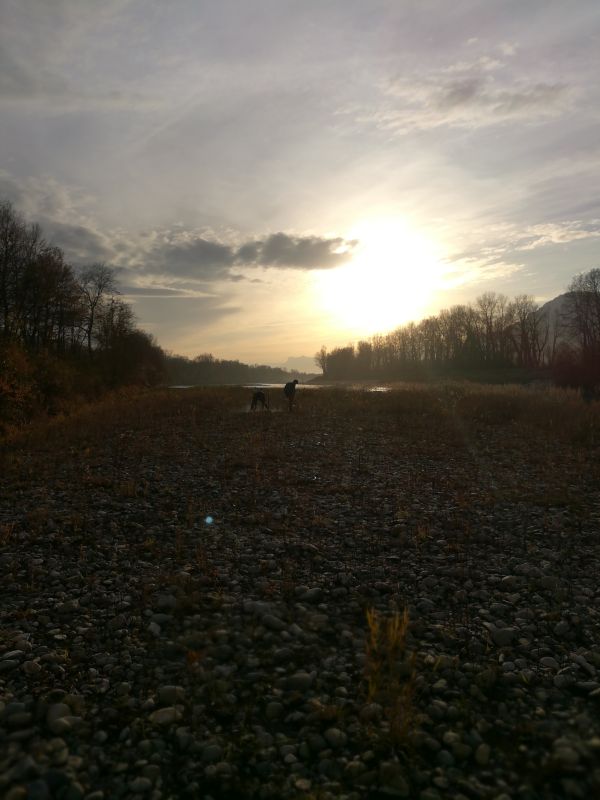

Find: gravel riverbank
1;387;599;799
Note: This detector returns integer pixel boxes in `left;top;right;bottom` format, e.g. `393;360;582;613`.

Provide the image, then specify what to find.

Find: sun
315;217;444;335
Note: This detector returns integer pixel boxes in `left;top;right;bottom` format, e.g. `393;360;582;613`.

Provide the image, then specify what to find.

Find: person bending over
251;389;269;410
283;379;298;411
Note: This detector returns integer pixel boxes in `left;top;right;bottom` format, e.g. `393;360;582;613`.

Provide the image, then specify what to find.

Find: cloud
163;238;235;278
0;169;96;226
41;219;115;263
236;233;355;269
0;48;155;111
119;284;216;298
354;54;577;134
1;172;356;283
515;220;600;250
442;216;600;293
0;2;158;112
146;231;356;281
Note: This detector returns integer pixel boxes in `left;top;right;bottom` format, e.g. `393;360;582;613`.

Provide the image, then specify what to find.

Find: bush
0;341;40;430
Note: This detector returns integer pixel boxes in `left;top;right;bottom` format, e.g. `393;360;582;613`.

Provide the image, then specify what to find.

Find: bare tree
566;268;600;354
78;263;118;356
314;345;328;375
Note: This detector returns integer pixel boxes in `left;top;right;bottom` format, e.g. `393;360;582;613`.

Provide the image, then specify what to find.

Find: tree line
0;200;165;380
165;353;313;386
0;201;165;426
316;274;600;390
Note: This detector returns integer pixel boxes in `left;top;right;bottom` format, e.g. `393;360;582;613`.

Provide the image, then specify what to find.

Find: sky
1;0;600;368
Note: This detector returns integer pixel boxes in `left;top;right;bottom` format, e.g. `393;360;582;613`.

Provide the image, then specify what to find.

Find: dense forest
0;201;168;427
316;273;600;390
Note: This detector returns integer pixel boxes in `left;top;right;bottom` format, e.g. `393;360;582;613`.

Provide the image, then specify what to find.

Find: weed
0;521;15;544
413;522;430;548
364;607;418;745
115;479;137;497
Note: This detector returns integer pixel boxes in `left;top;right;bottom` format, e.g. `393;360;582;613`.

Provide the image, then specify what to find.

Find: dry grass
365;607;418;744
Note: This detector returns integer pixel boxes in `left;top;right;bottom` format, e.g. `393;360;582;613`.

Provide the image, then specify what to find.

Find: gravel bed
1;389;599;799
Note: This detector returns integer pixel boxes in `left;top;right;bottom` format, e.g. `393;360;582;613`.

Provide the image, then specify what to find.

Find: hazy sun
315;217;444;334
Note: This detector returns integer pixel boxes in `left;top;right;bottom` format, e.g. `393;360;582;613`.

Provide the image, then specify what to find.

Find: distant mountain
538;292;576;348
281;355;319;373
538;292;572;319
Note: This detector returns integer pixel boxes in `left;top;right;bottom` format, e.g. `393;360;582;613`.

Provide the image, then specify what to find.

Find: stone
129;777;152;793
265;701;284;720
324;727;347;749
202;743;223;763
379;762;410;797
475;743;491;766
288;671;314;690
149;706;182;726
262;614;286;631
157;685;185;705
490;627;516;648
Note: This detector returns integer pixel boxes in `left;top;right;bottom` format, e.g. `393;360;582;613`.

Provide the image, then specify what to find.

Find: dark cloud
149;231;355;280
164;238;235;277
43;219;114;263
243;233;354;269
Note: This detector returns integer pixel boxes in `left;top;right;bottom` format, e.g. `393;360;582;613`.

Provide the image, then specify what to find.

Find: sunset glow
315;218;445;334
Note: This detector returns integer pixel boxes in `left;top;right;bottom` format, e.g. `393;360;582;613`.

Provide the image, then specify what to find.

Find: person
250;389;269;410
283;379;298;411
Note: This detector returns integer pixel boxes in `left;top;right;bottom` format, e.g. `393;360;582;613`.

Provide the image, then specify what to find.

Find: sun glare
315;217;445;335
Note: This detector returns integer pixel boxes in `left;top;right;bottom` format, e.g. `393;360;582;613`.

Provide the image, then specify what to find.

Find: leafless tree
78;263;118;356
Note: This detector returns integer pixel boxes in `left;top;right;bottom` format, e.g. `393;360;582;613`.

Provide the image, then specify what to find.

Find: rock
25;780;50;800
129;777;152;793
202;743;223;763
554;673;575;690
262;614;286;631
288;671;314;690
149;706;182;726
324;727;347;749
5;788;27;800
147;621;161;637
302;587;323;603
157;685;185;705
475;743;491;766
265;701;284;720
490;627;516;647
540;657;560;670
46;703;69;725
553;746;580;769
359;703;382;723
22;661;42;675
155;594;177;611
379;761;410;796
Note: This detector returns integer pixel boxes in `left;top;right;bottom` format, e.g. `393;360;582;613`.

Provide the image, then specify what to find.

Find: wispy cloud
352;54;578;134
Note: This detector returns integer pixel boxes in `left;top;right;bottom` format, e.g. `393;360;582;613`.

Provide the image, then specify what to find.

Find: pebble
148;707;182;726
475;743;491;766
1;389;599;800
128;777;152;793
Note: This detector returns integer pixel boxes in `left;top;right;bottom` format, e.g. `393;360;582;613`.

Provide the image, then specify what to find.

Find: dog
250;389;269;410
